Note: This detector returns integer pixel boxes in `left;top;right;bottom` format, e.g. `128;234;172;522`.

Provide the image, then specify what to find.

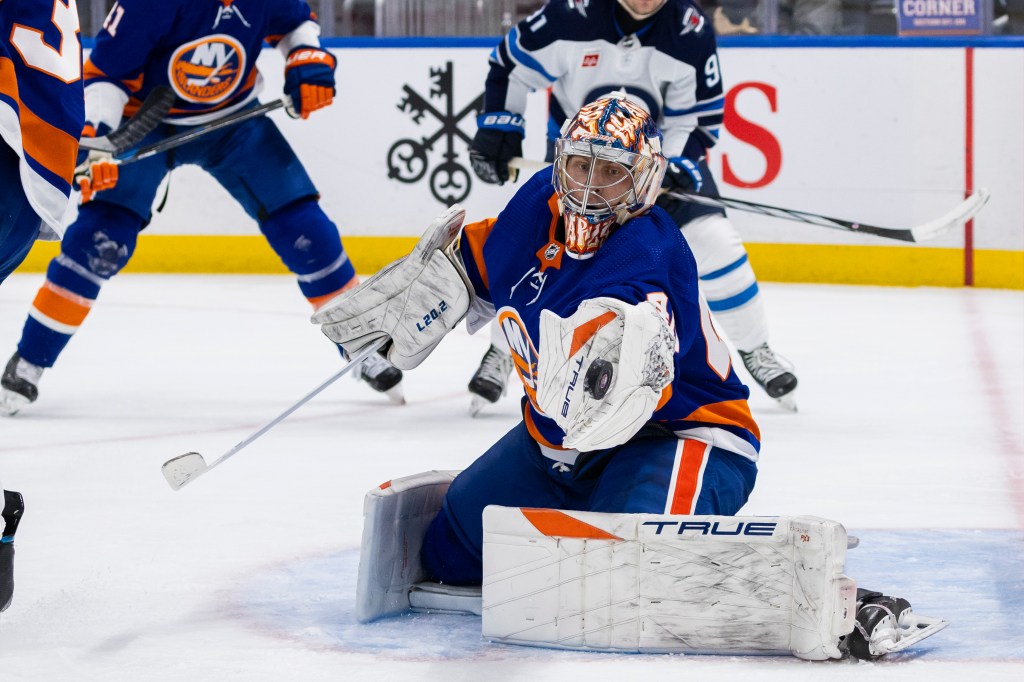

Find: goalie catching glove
536;298;675;452
311;205;472;370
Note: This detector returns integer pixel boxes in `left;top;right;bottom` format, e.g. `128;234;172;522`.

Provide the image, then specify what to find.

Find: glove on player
75;123;118;203
284;47;337;119
469;112;524;185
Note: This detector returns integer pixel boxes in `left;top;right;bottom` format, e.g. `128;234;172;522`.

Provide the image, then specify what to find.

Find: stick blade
910;188;991;242
162;452;208;490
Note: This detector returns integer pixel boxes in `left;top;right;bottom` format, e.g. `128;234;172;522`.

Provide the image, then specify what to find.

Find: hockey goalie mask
554;95;667;259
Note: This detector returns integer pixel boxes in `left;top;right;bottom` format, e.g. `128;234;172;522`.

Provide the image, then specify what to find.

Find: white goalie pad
481;507;857;660
312;205;472;370
355;470;462;623
536;297;675;451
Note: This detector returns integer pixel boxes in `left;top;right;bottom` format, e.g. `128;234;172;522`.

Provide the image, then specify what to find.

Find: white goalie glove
536;297;675;452
311;205;472;370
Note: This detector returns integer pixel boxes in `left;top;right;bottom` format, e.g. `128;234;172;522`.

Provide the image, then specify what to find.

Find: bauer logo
387;62;484;207
641;520;779;537
168;35;246;104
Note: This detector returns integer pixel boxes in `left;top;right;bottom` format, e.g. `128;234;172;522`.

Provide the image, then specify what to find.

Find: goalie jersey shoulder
85;0;318;121
460;171;759;458
0;0;85;232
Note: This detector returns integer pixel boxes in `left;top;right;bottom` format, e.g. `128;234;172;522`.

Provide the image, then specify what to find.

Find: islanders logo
497;307;540;407
168;35;246;104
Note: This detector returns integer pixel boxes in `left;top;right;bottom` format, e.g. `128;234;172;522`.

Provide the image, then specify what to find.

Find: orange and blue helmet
553;93;667;259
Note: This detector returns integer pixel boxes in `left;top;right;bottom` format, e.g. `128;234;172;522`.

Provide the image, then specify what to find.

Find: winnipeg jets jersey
485;0;722;161
0;0;84;236
85;0;321;127
458;170;760;461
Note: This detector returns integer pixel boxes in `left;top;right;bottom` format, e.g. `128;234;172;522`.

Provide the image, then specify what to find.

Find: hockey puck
584;359;613;400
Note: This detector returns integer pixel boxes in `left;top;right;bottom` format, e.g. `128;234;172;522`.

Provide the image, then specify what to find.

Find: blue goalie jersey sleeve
0;0;84;236
459;171;760;461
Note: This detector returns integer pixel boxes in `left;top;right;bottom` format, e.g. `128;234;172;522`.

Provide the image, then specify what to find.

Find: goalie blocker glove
284;47;337;119
469;112;525;185
312;205;473;370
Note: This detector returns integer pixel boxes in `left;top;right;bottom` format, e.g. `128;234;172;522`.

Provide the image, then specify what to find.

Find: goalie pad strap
481;507;857;660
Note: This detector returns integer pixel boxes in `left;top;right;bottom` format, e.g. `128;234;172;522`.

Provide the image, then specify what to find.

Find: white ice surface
1;274;1022;681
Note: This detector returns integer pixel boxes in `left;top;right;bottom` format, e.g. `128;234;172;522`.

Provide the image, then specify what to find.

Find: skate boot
843;588;950;660
357;351;405;405
1;489;25;613
1;353;43;417
468;345;514;416
738;342;798;411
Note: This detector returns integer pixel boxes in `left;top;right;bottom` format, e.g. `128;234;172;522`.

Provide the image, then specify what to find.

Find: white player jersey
484;0;723;161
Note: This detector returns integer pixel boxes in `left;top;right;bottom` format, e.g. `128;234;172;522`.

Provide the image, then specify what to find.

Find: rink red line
965;295;1024;528
964;47;975;287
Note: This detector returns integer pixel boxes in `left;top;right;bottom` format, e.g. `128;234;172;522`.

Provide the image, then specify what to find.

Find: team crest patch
680;8;706;35
497;308;539;402
168;34;246;104
581;53;599;68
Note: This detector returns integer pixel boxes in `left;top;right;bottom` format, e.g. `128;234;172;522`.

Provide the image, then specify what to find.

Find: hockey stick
77;87;177;156
508;157;991;243
661;189;991;244
161;337;388;491
117;98;286;165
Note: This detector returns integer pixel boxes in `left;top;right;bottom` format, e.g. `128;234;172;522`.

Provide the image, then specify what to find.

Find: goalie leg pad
312;206;471;370
355;470;459;622
481;507;856;660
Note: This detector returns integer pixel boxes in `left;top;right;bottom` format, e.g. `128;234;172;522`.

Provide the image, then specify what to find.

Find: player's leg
1;484;25;613
1;202;144;414
0;143;44;284
467;319;514;416
657;164;798;407
421;421;578;585
583;427;757;516
203;116;403;399
0;146;165;415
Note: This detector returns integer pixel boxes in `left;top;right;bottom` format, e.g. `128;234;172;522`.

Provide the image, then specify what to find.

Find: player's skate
468;345;514;416
356;351;405;405
739;342;798;411
1;489;25;613
0;353;43;417
842;588;949;660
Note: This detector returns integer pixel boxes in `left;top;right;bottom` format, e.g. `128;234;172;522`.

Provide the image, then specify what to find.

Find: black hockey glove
662;156;705;194
469;112;525;185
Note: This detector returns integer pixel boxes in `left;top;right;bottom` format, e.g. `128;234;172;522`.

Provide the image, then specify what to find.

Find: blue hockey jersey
485;0;722;162
85;0;321;126
0;0;84;236
458;170;760;461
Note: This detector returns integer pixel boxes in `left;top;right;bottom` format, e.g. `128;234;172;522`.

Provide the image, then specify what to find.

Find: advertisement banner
897;0;984;35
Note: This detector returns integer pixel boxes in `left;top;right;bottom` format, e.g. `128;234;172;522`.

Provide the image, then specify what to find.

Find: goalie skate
468;345;514;416
843;589;950;660
1;353;43;417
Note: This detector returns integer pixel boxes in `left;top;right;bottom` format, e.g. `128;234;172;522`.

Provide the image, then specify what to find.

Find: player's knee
261;199;355;299
682;214;751;278
60;204;141;279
